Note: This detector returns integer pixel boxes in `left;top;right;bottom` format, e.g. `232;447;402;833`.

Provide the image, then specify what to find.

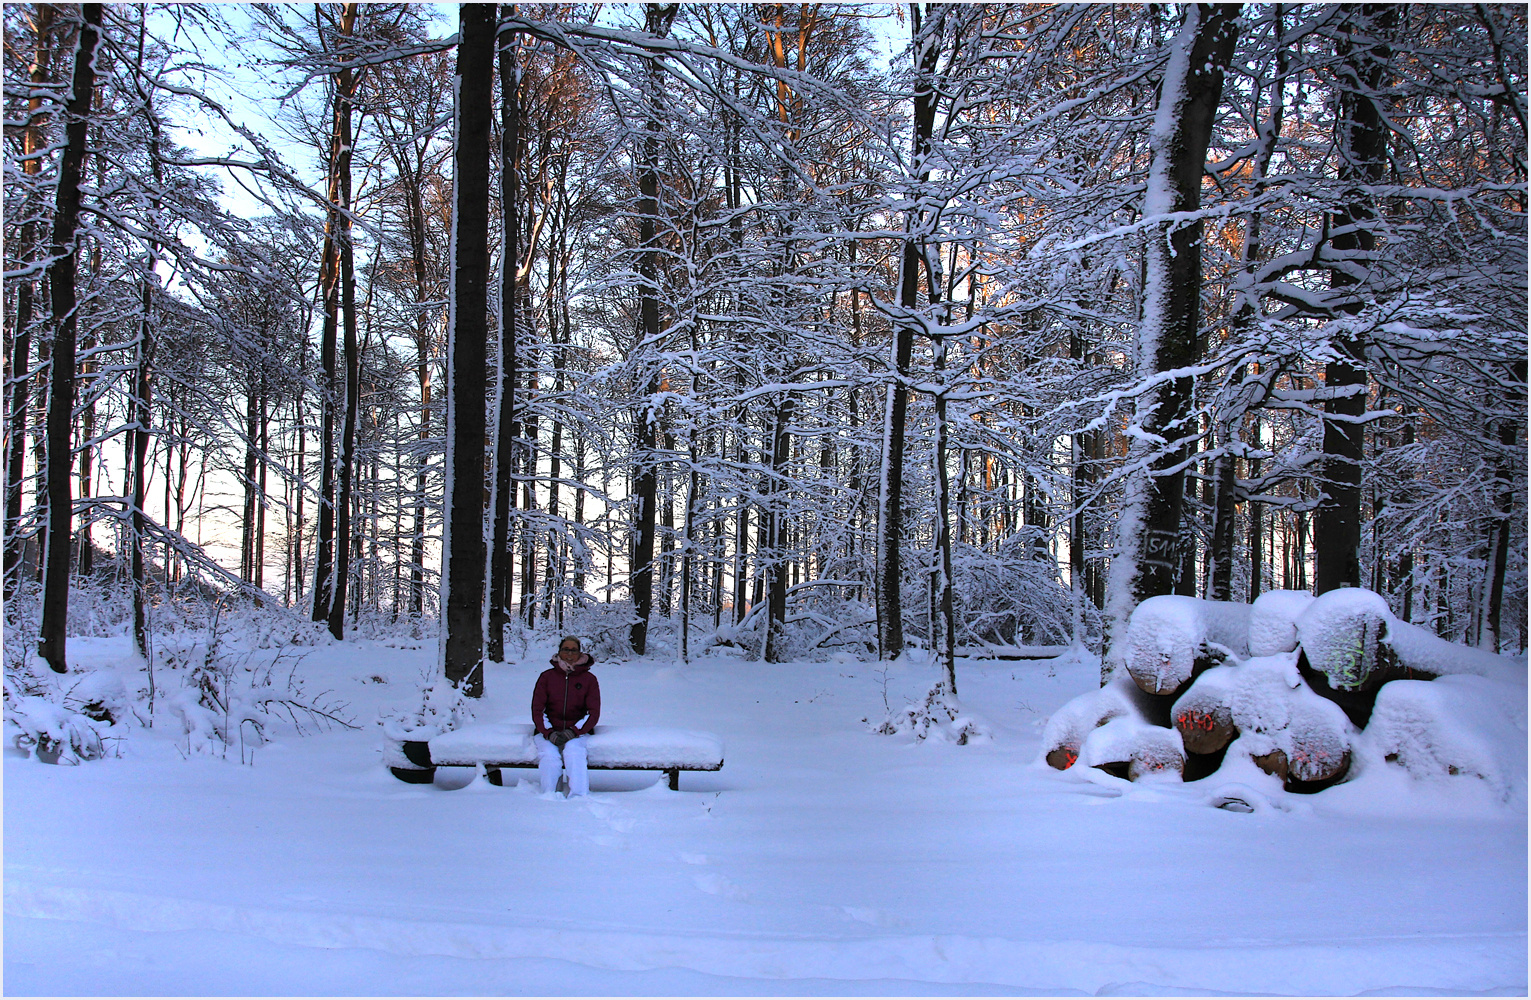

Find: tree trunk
1485;359;1527;651
1314;4;1396;595
311;214;341;619
128;37;164;658
5;3;56;599
242;381;259;581
440;2;495;697
37;3;103;675
1105;4;1239;664
628;3;677;656
933;344;957;695
877;5;941;661
326;2;361;639
763;399;793;662
488;8;520;662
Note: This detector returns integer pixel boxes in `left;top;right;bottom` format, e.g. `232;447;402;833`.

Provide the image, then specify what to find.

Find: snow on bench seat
389;724;724;790
430;723;724;769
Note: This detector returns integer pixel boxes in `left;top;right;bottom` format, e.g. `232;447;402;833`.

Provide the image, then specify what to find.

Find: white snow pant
534;734;589;796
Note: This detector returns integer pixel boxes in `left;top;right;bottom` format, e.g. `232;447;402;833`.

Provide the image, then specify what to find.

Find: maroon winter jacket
531;653;600;736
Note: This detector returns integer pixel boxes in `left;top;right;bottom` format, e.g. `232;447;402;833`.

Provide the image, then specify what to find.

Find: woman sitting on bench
531;637;601;797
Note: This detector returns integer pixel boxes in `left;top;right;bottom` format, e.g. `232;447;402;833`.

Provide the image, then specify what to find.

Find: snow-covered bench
387;724;724;791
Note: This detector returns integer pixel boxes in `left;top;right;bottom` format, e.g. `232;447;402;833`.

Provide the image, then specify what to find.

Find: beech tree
439;2;495;697
36;3;102;674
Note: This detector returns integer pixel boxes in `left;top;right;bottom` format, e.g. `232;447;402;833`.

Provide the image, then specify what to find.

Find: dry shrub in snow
161;603;357;758
7;695;109;764
381;674;476;743
871;681;991;744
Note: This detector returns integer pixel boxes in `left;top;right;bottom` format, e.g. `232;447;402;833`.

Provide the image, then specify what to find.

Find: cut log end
1045;746;1079;770
1252;749;1289;782
1250;747;1351;792
1174;705;1236;755
1125;663;1188;698
1128;753;1184;781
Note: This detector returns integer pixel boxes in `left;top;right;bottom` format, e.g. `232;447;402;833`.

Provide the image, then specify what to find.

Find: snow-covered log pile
1121;596;1251;696
1045;589;1526;797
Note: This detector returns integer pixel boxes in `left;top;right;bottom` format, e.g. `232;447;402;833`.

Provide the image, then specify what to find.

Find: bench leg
667;768;679;791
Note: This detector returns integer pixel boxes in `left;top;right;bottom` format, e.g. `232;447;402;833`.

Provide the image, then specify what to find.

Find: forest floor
4;632;1526;996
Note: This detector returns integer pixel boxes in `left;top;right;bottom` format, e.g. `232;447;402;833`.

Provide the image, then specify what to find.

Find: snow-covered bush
1122;595;1251;695
949;539;1086;648
3;635;131;765
382;671;475;744
871;680;991;744
564;601;642;661
162;601;356;758
7;695;108;764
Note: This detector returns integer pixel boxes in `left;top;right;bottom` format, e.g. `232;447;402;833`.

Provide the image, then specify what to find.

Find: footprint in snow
678;852;708;865
584;799;636;833
840;905;906;928
693;872;748;900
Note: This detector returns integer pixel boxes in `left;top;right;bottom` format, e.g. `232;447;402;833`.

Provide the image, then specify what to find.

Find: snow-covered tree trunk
628;3;677;657
877;6;940;661
1104;4;1239;674
1314;4;1396;596
37;2;102;675
328;10;362;638
1485;358;1527;651
126;14;166;659
6;3;56;600
440;2;496;697
763;399;793;662
933;339;957;695
310;73;345;625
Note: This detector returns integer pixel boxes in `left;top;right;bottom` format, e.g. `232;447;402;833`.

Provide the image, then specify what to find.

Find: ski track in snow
5;638;1526;996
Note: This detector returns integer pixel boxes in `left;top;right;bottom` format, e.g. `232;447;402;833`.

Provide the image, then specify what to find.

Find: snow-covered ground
5;635;1526;996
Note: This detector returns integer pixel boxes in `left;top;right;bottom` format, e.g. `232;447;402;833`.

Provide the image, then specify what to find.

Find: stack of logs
1044;588;1479;792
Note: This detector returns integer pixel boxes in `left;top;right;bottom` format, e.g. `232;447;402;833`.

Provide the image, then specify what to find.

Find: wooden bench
386;723;724;791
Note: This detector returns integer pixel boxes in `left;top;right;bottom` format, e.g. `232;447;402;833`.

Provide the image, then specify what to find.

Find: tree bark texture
1106;4;1239;666
877;5;940;661
628;3;677;656
489;8;520;662
440;3;495;697
37;3;102;674
1315;4;1397;595
6;3;56;599
326;2;361;639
